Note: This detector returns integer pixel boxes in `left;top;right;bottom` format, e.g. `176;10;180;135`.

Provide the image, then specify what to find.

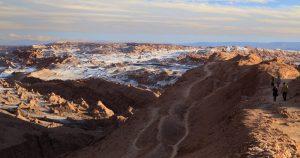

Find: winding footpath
125;63;214;158
169;63;213;158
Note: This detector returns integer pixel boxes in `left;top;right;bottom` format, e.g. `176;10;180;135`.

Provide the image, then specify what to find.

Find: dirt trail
244;79;300;157
125;63;213;158
267;82;300;155
124;107;160;158
183;63;213;98
169;64;213;158
132;107;160;151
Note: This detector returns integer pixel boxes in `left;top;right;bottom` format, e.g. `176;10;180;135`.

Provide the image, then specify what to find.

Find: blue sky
0;0;299;45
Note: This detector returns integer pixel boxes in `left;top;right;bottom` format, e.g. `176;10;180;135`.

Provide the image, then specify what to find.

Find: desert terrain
0;43;300;158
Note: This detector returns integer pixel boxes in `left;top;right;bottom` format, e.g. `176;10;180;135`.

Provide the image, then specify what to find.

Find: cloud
227;0;272;3
0;0;299;42
2;33;53;41
144;0;274;4
146;1;299;18
0;21;25;29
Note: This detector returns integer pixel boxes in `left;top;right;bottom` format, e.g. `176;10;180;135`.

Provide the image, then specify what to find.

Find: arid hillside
0;43;300;158
62;53;300;158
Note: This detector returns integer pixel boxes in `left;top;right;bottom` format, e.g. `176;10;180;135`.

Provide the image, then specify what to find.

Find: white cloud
227;0;272;3
0;0;299;41
3;33;53;41
0;21;24;29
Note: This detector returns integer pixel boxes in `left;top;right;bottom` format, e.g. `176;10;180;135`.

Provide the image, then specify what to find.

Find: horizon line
1;41;300;47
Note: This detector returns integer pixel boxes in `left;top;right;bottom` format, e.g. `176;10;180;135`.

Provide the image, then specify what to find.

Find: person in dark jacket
272;86;278;102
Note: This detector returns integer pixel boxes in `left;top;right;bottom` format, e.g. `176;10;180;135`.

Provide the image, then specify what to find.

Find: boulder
93;100;114;118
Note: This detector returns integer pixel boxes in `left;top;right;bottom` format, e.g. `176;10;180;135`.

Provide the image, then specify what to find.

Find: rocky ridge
61;52;300;158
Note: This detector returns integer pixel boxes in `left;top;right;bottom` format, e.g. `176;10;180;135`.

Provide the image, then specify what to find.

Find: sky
0;0;300;45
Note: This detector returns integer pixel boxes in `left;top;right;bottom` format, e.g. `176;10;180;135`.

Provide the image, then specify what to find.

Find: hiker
272;86;278;102
276;75;281;87
271;76;275;87
282;82;288;101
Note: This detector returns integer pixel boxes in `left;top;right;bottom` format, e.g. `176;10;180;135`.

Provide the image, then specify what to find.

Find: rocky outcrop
177;53;208;63
12;47;68;68
57;55;81;66
259;58;300;79
208;52;237;62
234;53;262;66
48;92;66;105
92;101;114;118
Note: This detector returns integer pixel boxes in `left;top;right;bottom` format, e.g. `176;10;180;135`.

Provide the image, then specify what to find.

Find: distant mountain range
184;42;300;51
1;41;300;51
